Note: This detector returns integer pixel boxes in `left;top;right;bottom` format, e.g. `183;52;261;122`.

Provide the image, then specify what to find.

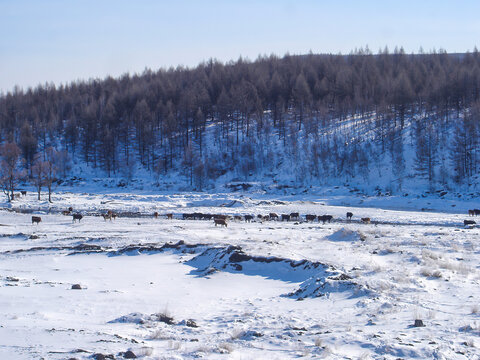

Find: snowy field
0;191;480;359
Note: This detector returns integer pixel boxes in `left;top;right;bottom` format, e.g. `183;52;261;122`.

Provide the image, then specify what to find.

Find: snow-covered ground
1;191;479;359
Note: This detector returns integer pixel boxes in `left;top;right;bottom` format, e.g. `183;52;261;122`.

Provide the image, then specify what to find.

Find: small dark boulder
122;350;137;359
71;284;82;290
186;319;198;328
414;319;425;327
92;354;114;360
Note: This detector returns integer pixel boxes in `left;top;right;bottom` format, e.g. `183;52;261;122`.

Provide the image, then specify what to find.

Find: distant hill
1;48;480;194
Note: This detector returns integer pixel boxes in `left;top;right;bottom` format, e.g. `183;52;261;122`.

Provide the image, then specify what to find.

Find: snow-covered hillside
0;191;479;359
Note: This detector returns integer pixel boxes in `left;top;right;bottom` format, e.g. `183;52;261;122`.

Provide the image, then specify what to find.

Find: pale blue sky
1;0;479;92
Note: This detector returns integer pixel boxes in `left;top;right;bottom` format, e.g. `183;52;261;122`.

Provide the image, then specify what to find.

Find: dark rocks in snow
92;354;114;360
414;319;425;327
71;284;82;290
29;234;39;239
120;350;137;359
180;319;198;328
186;319;198;328
241;330;263;339
153;312;175;325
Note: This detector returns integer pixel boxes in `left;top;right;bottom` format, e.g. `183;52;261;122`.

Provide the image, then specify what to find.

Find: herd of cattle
26;207;479;228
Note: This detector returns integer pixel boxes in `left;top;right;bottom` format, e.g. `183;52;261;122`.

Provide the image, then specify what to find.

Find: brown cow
281;214;290;221
32;216;42;225
305;214;316;222
269;213;279;220
214;218;228;227
468;210;475;216
68;207;73;212
62;210;71;216
153;212;159;219
234;215;243;221
361;217;371;224
290;212;300;221
166;213;173;220
72;214;83;223
102;213;112;221
214;215;228;221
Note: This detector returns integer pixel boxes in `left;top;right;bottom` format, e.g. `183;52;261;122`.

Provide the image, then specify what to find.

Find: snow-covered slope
0;191;479;359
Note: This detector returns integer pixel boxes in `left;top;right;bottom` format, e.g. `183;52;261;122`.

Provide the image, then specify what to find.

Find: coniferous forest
2;47;480;193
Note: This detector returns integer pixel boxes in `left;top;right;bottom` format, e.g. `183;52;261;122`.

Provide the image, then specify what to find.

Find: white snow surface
0;190;479;359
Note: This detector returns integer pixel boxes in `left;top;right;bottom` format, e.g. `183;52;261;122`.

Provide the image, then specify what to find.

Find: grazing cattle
281;214;290;221
72;214;83;223
183;213;194;220
61;210;71;216
193;212;204;220
102;213;112;221
214;218;228;227
166;213;173;220
346;212;353;220
475;209;480;216
154;212;159;219
361;217;371;224
21;190;27;196
318;215;333;224
305;214;316;222
464;220;476;226
68;207;73;212
31;216;42;225
234;215;243;221
468;210;475;216
244;215;254;222
269;213;279;220
203;214;213;220
290;212;300;221
214;214;228;221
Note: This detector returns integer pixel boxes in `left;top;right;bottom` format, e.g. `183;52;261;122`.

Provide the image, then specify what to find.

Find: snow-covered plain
1;191;480;359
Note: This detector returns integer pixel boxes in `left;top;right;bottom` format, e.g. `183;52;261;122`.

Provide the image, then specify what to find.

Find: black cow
244;215;254;222
464;220;476;226
346;212;353;220
305;214;316;222
32;216;42;225
281;214;290;222
72;214;83;223
318;215;333;224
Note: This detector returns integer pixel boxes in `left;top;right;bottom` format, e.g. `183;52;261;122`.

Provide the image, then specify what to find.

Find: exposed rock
122;350;137;359
186;319;198;328
414;319;425;327
92;354;114;360
71;284;82;290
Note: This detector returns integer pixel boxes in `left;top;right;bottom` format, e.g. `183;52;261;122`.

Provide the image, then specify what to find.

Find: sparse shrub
466;338;476;347
230;328;244;340
471;305;479;314
168;340;181;350
135;347;153;356
148;329;170;340
217;342;234;354
421;267;442;278
314;337;323;347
